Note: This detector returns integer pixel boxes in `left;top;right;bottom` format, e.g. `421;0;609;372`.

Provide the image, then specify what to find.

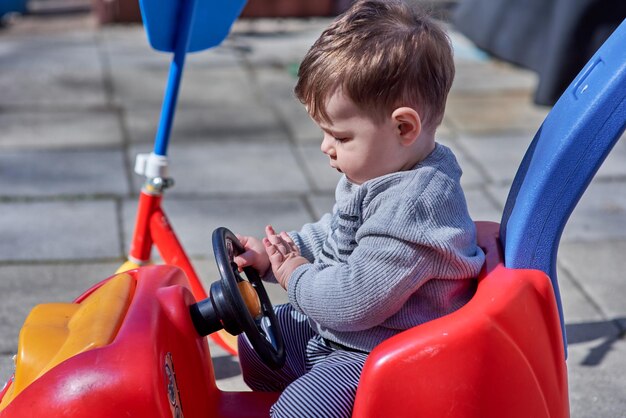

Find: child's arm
288;210;333;262
286;197;484;332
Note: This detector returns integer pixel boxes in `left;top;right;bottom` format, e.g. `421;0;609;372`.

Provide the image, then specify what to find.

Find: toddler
234;1;485;416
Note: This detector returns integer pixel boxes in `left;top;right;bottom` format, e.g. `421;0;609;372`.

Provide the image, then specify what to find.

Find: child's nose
320;134;335;156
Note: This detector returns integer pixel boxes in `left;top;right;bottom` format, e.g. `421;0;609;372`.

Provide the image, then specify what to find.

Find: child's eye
334;136;349;143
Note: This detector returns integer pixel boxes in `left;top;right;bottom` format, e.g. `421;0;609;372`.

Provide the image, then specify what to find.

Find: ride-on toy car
0;0;624;415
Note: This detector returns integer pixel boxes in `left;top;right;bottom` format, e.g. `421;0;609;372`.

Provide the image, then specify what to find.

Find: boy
234;1;485;416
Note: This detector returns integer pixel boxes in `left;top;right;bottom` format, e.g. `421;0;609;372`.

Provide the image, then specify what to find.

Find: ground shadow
212;353;243;380
566;318;625;366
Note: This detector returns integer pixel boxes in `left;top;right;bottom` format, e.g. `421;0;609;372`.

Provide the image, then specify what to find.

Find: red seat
353;222;569;418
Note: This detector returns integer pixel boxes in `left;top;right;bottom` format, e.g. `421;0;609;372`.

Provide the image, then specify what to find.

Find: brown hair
294;0;455;130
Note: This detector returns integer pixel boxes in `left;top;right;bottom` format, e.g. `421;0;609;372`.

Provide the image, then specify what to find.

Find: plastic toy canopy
500;18;626;357
139;0;247;53
138;0;248;158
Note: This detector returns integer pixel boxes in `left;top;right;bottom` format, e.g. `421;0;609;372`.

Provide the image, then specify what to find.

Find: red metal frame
125;188;238;353
128;190;207;300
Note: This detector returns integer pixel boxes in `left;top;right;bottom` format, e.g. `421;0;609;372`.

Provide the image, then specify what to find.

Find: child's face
316;89;408;185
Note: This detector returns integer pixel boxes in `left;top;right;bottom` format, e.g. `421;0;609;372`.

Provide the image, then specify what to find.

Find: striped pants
238;304;369;418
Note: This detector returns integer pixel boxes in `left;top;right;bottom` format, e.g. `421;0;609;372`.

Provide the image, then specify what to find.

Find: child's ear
391;107;421;146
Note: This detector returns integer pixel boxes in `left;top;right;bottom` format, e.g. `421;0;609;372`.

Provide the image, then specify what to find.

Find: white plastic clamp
134;152;170;179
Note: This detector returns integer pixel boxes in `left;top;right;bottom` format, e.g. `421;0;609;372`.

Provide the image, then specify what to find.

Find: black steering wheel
190;227;285;369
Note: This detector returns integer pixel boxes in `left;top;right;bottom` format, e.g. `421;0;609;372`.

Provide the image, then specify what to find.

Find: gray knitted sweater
287;143;485;352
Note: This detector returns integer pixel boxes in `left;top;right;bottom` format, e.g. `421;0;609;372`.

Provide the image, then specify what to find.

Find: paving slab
129;141;310;196
559;270;626;418
463;188;501;223
559;240;626;321
97;25;153;50
0;262;123;353
436;119;455;139
0;31;105;107
254;67;322;145
307;193;336;219
121;195;314;258
561;181;626;242
123;103;286;145
568;337;626;418
233;24;329;146
101;29;254;109
0;148;129;197
452;59;538;94
0;200;122;261
0;108;122;149
436;136;486;188
295;144;342;192
485;184;510;210
558;272;607;325
232;21;325;69
446;92;550;134
459;132;537;185
110;61;256;110
488;180;626;244
101;25;241;69
0;356;14;391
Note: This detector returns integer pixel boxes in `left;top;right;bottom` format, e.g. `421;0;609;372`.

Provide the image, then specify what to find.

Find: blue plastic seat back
139;0;247;53
500;18;626;357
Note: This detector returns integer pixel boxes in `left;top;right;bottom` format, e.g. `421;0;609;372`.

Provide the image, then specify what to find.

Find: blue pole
153;0;197;157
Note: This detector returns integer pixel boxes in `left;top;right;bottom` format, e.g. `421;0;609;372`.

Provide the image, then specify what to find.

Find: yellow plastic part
0;273;135;409
115;259;143;274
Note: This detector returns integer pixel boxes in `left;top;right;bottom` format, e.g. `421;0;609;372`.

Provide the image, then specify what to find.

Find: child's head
295;0;455;133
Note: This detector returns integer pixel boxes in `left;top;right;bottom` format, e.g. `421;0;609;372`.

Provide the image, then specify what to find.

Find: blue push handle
152;0;196;157
500;18;626;358
139;0;247;157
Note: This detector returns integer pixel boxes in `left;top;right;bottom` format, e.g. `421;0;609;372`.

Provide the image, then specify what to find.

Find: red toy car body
0;222;568;418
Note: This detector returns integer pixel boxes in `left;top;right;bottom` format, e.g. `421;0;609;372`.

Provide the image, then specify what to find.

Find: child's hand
233;234;271;277
264;225;309;289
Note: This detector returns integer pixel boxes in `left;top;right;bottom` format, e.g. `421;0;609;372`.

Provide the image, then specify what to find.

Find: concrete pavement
0;6;625;417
